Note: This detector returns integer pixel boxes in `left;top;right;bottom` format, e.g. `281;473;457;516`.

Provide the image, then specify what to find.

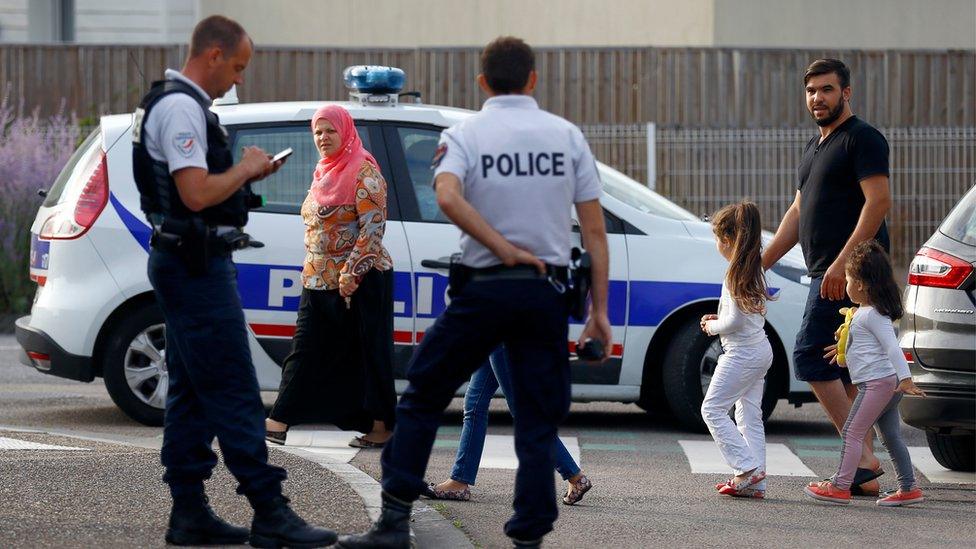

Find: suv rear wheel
926;431;976;472
102;302;166;426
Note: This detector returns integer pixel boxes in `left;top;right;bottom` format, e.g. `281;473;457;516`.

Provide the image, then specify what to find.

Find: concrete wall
0;0;198;43
0;0;28;42
713;0;976;50
201;0;975;49
74;0;197;44
2;0;973;48
200;0;716;47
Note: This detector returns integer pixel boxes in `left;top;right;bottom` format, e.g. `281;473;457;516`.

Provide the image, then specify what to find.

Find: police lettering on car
338;37;613;549
131;15;336;547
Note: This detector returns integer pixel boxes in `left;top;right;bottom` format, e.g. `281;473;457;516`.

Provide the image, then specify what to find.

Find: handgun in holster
446;253;468;299
567;247;592;321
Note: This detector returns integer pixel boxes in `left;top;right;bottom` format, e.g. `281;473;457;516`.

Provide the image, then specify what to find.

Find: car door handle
420;257;453;270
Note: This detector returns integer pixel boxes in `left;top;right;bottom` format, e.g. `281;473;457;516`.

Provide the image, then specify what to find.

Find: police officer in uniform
338;36;612;549
132;15;337;547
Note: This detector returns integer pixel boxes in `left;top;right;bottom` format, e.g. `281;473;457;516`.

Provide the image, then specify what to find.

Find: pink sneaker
877;488;924;507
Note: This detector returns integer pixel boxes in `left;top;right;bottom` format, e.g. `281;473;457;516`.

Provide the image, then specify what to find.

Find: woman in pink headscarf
265;105;396;448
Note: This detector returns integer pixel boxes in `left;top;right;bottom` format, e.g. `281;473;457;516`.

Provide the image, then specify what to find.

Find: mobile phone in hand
271;147;293;163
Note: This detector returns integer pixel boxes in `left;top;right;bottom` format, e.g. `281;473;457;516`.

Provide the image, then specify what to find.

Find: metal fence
582;125;976;268
2;44;974;126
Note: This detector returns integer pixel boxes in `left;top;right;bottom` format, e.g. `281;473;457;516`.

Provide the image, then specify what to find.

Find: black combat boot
249;495;338;548
165;493;250;546
336;491;413;549
511;537;542;549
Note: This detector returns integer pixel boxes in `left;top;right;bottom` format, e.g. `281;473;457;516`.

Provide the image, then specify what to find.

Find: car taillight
39;151;109;240
907;247;973;289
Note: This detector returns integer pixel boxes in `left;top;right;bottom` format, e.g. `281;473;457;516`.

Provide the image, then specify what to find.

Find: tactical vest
132;79;259;228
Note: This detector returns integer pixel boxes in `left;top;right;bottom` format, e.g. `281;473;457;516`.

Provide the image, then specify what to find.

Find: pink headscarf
309;105;378;206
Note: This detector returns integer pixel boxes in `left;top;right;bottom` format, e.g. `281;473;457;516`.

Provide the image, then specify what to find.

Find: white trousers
700;340;773;488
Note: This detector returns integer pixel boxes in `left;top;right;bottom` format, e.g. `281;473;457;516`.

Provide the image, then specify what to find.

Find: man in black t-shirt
763;59;891;496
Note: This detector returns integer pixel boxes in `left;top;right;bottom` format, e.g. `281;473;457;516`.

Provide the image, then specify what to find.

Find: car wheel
926;431;976;472
102;302;166;426
663;319;778;432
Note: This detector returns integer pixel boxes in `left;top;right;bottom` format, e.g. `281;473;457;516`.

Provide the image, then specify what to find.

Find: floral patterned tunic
301;161;393;290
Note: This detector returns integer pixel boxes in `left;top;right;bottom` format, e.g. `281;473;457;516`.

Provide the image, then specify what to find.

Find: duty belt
466;264;568;293
150;225;263;255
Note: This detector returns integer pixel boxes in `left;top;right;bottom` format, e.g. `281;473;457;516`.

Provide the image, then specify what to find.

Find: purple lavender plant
0;85;80;314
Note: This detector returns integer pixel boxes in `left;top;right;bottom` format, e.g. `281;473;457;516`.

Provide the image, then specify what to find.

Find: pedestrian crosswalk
0;436;88;451
272;429;976;485
477;434;580;470
678;440;816;477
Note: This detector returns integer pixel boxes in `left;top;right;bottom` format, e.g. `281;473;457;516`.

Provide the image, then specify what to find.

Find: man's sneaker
877;488;924;507
249;495;338;548
165;493;250;546
803;480;851;505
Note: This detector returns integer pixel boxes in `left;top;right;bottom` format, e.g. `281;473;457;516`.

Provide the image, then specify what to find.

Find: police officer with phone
338;36;611;549
132;15;336;547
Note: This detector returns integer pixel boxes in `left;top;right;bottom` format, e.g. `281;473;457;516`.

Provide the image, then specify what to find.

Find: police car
17;66;813;430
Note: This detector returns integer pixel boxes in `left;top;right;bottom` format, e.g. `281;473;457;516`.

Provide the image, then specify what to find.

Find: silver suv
900;185;976;472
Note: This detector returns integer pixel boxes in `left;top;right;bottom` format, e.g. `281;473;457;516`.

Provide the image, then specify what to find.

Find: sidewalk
0;429;371;548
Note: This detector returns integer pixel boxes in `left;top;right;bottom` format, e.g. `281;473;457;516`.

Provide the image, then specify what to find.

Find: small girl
700;201;773;499
804;240;927;507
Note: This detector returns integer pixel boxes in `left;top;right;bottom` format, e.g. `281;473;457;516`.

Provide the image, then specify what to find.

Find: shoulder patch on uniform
431;143;447;169
173;131;197;158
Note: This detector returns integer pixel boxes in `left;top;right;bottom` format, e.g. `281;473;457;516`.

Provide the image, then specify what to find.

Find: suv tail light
39;151;109;240
907;247;973;289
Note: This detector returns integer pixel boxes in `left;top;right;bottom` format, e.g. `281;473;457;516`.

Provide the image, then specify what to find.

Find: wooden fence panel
3;45;973;127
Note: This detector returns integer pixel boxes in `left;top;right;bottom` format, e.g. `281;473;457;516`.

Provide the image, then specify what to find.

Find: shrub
0;88;81;314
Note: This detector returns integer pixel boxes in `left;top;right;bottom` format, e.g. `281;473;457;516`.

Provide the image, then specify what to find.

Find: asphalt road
1;335;973;548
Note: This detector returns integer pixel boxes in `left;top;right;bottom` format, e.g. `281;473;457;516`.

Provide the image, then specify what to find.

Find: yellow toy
835;307;857;367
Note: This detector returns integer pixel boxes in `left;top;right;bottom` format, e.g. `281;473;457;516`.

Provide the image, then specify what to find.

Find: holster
150;218;261;277
567;247;592;321
446;253;468;299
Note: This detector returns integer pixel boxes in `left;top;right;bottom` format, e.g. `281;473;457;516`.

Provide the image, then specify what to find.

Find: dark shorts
793;276;854;384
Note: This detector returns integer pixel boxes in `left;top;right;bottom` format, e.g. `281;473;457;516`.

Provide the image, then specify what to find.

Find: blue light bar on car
343;66;406;94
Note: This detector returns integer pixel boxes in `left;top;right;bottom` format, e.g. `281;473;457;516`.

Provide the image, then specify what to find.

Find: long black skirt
268;268;396;432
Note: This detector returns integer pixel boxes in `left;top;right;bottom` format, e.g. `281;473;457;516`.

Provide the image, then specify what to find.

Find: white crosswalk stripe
907;447;976;484
478;434;581;470
273;430;360;463
0;436;88;451
678;440;816;477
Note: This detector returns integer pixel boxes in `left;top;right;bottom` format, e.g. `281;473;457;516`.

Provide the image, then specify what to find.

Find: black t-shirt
797;116;891;276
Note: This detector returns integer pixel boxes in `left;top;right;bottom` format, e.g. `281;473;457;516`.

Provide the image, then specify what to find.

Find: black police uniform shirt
142;69;210;173
432;95;602;268
797;115;890;277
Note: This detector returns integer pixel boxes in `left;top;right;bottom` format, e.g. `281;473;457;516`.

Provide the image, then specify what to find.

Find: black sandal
851;467;884;496
265;430;287;445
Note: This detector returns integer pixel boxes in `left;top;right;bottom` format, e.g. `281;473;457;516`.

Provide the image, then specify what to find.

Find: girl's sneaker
877;488;924;507
803;480;851;505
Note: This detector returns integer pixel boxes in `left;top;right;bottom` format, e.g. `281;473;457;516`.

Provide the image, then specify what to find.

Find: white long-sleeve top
705;282;768;350
843;306;912;384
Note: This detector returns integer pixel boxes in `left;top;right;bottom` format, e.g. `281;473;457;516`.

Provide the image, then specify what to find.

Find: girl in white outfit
699;201;773;499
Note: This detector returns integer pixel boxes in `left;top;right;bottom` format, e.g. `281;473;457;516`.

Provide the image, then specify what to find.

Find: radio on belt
344;66;409;107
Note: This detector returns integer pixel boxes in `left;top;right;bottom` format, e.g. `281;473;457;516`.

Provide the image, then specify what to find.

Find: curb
279;447;475;549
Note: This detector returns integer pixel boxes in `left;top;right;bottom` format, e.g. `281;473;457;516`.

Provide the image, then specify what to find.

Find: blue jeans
451;347;581;485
